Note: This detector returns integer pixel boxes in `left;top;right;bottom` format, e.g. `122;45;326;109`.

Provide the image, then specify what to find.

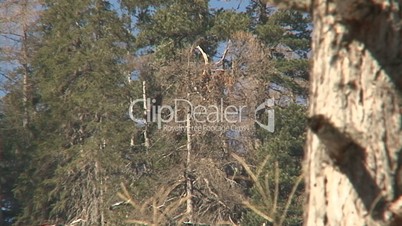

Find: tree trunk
22;25;30;129
185;111;194;222
304;0;402;226
142;81;151;150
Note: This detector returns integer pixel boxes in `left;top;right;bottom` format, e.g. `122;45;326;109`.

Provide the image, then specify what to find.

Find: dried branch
242;201;274;222
256;154;270;179
125;219;150;225
232;153;303;226
196;45;209;65
118;181;187;225
215;40;231;67
231;153;271;208
265;0;311;11
278;175;303;226
142;80;150;150
69;218;86;225
272;161;279;216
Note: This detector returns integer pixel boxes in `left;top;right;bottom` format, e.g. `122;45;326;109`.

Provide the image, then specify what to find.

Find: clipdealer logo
129;98;274;132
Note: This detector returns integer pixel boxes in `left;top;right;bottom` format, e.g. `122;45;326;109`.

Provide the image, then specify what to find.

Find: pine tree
122;0;212;58
13;0;135;225
240;4;310;225
0;1;42;224
1;1;314;225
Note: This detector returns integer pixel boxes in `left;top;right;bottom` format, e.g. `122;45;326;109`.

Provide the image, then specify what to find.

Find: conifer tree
0;1;42;224
0;1;314;225
13;0;135;225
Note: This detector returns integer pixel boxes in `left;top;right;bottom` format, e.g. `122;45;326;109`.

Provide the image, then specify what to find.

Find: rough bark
304;0;402;226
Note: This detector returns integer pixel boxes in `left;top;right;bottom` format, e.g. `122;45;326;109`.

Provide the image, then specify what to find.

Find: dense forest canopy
0;0;311;225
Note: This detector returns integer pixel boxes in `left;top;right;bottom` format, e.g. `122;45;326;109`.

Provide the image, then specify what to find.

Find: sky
209;0;249;11
110;0;249;13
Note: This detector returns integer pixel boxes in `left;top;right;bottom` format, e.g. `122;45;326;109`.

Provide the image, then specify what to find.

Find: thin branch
196;45;209;65
265;0;311;11
264;172;271;210
236;0;243;10
272;161;279;216
125;219;150;225
0;72;14;82
69;219;86;225
242;201;274;223
256;154;270;179
0;33;22;42
231;153;271;206
215;40;231;67
278;175;303;226
142;80;150;150
204;178;219;198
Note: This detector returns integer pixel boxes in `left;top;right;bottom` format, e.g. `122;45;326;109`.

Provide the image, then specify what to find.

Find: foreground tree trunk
306;1;402;226
268;0;402;225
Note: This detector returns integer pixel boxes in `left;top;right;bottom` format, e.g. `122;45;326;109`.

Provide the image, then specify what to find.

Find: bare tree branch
0;33;22;42
196;45;209;65
265;0;311;11
0;72;14;82
215;40;231;67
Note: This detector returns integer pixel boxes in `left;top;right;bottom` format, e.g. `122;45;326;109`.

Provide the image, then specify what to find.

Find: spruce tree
1;1;313;225
13;0;135;225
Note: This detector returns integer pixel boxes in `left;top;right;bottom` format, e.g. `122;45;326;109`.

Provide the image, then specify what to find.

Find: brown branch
265;0;311;11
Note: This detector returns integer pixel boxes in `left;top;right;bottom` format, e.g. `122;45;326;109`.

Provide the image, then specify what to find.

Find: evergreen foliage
0;0;311;225
5;0;136;225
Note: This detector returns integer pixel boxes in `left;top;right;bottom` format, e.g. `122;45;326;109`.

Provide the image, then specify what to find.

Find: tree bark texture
305;0;402;226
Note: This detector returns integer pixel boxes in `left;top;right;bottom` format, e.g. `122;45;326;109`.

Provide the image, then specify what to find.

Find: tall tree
13;0;135;225
265;0;402;225
0;0;314;225
121;0;212;58
0;1;42;224
0;0;42;128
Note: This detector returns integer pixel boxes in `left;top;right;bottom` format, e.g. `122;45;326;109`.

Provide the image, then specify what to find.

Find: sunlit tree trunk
186;112;194;223
142;81;150;150
186;50;195;221
266;0;402;225
304;1;402;225
21;20;30;128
